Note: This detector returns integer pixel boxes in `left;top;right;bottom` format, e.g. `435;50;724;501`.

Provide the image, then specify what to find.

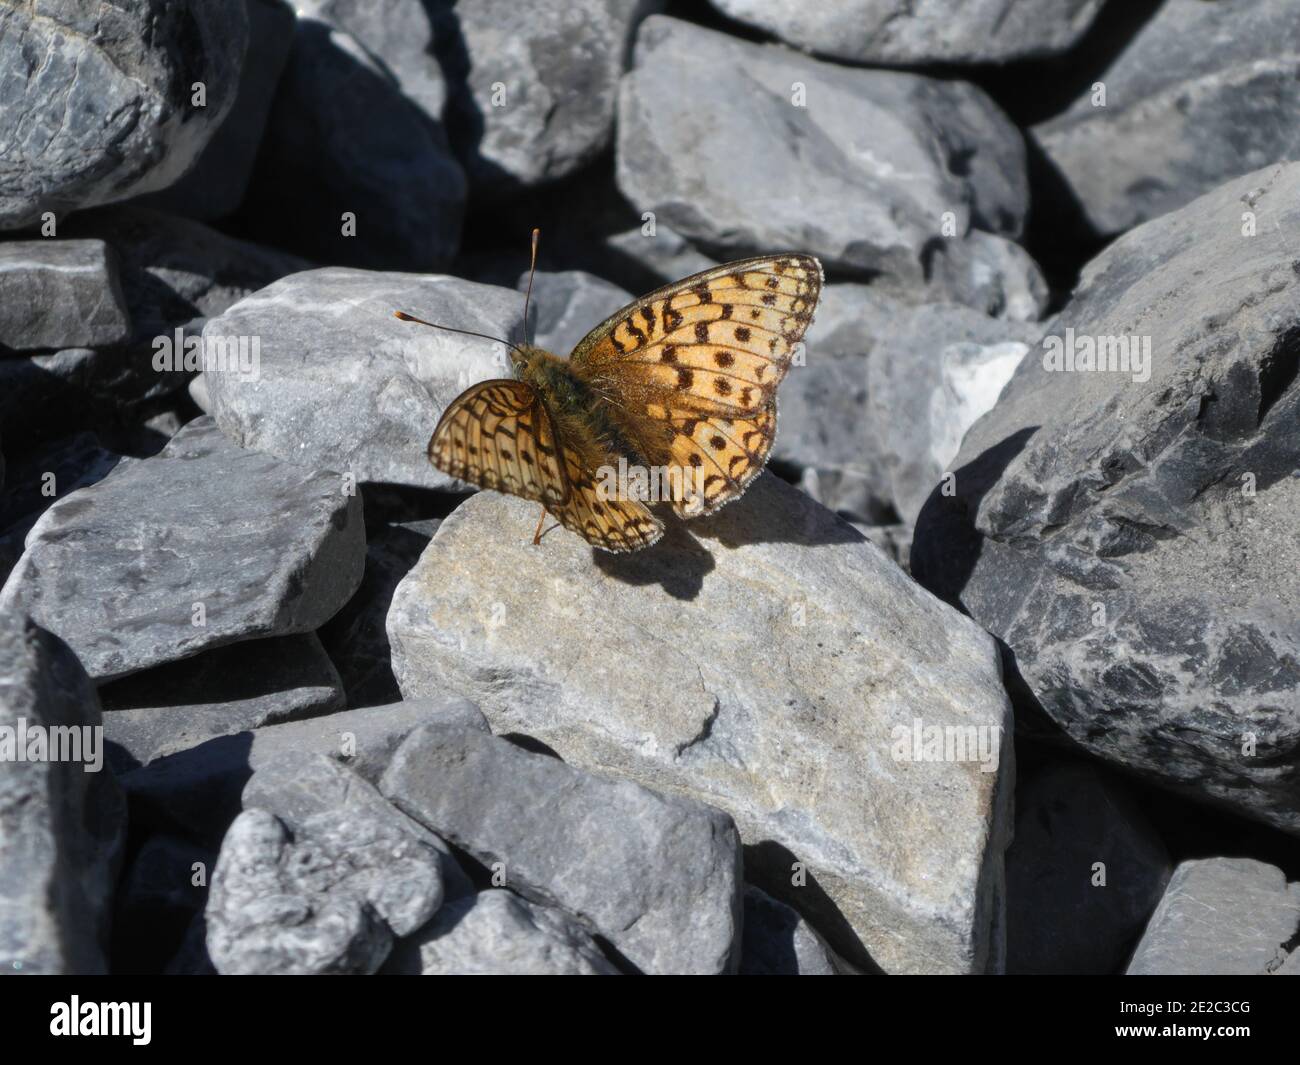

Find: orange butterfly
397;233;822;552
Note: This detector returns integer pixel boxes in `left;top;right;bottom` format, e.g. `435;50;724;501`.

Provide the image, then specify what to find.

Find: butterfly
397;236;822;553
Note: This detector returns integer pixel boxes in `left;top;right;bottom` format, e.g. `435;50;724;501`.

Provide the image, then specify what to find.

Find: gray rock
121;696;488;847
0;434;121;544
137;0;296;221
0;612;125;974
243;752;454;928
519;270;633;355
1034;0;1300;236
932;230;1050;324
242;18;464;270
204;268;522;489
740;885;838;975
1007;760;1171;975
205;805;442;974
707;0;1105;65
0;417;364;681
113;833;216;975
851;522;912;572
441;0;662;199
1127;859;1300;975
602;224;720;290
385;890;620;975
381;723;743;974
320;519;441;709
0;240;131;351
100;634;345;772
616;17;1028;289
869;304;1038;524
911;164;1300;834
387;471;1015;974
0;0;248;229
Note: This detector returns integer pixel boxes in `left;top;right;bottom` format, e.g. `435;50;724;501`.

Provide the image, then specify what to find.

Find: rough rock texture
139;0;297;221
384;890;621;975
0;612;126;974
100;634;345;772
205;805;444;974
1127;858;1300;975
0;241;131;351
439;0;662;199
388;471;1015;974
243;18;464;270
381;722;744;975
519;271;632;356
617;17;1028;290
0;418;364;681
1034;0;1300;235
0;0;249;229
1006;759;1171;975
204;269;521;488
740;885;839;975
602;224;720;290
707;0;1105;66
121;696;488;848
869;304;1038;524
912;164;1300;834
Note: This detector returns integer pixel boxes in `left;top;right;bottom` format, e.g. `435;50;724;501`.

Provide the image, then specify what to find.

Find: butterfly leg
532;504;547;546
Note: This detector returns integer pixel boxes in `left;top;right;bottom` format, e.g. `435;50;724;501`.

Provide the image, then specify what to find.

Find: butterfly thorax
514;345;648;465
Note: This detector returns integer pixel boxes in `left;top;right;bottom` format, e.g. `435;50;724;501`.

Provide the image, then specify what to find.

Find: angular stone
601;224;720;291
616;17;1028;288
112;833;216;975
384;890;619;975
100;633;345;772
206;805;442;974
204;269;521;488
1127;859;1300;975
740;885;839;976
388;471;1015;973
0;418;364;681
912;164;1300;833
707;0;1105;66
0;241;131;352
120;696;488;847
381;723;743;974
0;0;248;229
1006;759;1171;975
241;19;464;271
869;304;1038;524
519;271;633;356
440;0;662;199
1034;0;1300;235
0;612;125;974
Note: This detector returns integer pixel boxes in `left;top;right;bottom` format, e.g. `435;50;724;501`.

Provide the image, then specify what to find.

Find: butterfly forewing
569;254;822;419
428;379;568;506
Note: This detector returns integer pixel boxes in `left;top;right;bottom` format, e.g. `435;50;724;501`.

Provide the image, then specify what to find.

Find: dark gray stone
0;240;130;351
912;164;1300;833
381;722;744;974
0;418;364;681
740;885;838;975
0;612;126;974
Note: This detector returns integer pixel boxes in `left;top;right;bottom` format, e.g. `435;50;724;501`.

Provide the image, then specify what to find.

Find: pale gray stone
518;270;633;355
204;268;523;489
707;0;1105;65
0;0;248;229
387;471;1015;974
602;224;720;290
1127;859;1300;975
1034;0;1300;235
381;722;743;974
0;241;130;351
385;890;620;975
100;633;345;772
616;17;1028;291
912;164;1300;834
0;612;126;974
0;418;364;681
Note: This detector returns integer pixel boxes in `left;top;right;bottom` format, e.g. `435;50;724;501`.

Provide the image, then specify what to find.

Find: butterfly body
424;253;823;553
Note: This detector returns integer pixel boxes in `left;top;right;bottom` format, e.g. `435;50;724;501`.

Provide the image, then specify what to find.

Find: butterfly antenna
522;227;540;347
393;311;527;361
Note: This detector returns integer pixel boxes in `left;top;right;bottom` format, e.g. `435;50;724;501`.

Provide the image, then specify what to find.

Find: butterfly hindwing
569;254;822;419
657;401;778;518
549;438;664;553
428;379;568;506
